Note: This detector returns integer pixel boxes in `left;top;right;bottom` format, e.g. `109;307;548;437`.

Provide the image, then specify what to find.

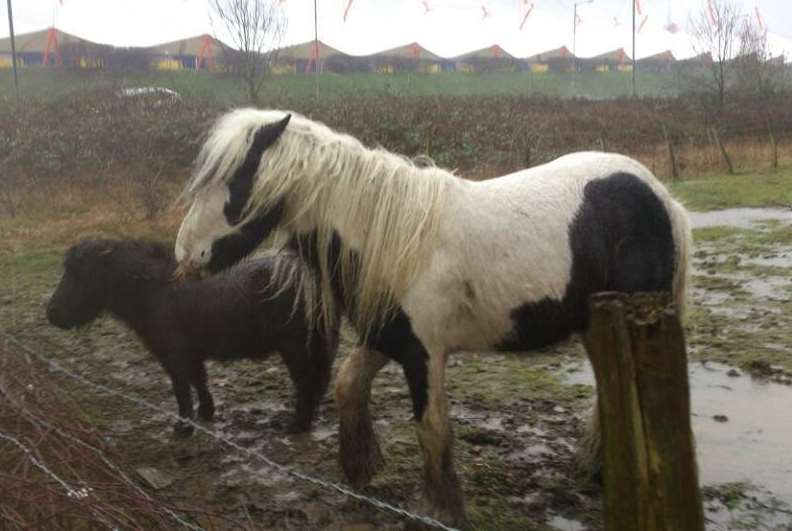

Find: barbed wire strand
0;430;118;531
2;333;461;531
0;377;205;531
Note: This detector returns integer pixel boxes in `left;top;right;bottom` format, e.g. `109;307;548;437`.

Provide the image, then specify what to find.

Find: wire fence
1;332;461;531
0;338;232;530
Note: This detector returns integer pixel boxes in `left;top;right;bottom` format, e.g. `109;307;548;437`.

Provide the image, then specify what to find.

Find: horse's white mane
183;108;456;335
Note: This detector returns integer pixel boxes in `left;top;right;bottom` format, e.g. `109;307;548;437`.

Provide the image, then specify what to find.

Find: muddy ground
1;196;791;530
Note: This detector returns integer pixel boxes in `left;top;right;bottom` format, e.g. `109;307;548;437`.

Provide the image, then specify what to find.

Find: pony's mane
182;109;456;335
68;239;176;283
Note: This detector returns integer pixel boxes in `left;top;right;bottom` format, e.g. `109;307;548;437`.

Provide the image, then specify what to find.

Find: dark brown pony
46;239;339;436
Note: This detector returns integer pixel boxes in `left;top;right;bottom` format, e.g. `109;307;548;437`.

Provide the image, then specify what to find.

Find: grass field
0;67;688;103
670;167;792;210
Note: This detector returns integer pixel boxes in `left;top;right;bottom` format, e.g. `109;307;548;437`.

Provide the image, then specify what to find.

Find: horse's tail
668;198;692;320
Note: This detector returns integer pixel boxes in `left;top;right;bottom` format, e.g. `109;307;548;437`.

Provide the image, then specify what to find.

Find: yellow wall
154;58;182;71
595;64;610;72
377;63;394;74
618;64;633;72
0;54;24;68
530;63;549;73
79;57;103;69
272;63;297;75
419;63;441;73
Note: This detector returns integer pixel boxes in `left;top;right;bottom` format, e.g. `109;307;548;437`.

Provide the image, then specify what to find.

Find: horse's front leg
406;347;468;528
335;346;389;487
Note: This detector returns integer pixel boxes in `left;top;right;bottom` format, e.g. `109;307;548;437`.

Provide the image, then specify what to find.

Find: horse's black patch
209;200;284;273
367;311;430;420
498;171;676;350
290;230;430;420
224;114;291;225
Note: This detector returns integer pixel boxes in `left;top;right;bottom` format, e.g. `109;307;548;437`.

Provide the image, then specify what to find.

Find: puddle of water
548;515;586;531
746;253;792;269
689;208;792;229
562;361;792;504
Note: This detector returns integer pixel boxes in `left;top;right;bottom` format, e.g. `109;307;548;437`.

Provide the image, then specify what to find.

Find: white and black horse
174;109;691;528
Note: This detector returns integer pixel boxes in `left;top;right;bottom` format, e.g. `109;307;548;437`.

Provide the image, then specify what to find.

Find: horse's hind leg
574;332;602;479
335;346;388;487
410;349;467;528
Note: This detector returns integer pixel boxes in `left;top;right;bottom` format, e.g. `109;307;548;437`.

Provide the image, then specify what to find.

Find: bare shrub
211;0;287;105
687;0;743;112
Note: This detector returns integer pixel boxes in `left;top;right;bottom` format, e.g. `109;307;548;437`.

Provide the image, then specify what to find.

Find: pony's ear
249;114;291;158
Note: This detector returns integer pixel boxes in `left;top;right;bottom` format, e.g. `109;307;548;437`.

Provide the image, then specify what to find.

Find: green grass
0;68;686;104
670;168;792;211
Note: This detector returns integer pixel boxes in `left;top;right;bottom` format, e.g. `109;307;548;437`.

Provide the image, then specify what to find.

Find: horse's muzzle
172;262;207;282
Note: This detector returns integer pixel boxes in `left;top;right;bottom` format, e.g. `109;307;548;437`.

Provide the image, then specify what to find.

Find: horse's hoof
197;405;215;422
173;421;194;438
416;497;470;530
340;439;385;487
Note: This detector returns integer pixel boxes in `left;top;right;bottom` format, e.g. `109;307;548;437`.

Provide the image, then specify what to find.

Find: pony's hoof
286;418;312;434
173;421;194;438
197;405;215;422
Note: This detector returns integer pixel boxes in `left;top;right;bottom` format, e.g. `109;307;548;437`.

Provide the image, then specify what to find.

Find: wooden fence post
710;127;734;175
424;125;434;159
599;133;608;152
661;123;679;180
767;118;778;170
587;292;704;531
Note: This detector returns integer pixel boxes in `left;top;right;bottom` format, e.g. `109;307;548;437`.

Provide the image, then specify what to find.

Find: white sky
2;0;791;60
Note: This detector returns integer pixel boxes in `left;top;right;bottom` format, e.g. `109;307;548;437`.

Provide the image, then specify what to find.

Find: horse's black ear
249;114;291;157
227;115;291;225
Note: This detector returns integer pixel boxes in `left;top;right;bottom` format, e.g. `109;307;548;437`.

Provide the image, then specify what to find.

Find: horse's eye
200;250;206;257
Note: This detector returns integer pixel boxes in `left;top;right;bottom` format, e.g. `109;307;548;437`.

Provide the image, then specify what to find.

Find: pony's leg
165;366;194;437
191;362;215;422
335;346;389;487
282;339;333;433
409;349;468;528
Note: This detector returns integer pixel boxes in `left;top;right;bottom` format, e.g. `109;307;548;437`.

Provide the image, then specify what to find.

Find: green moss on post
587;292;704;531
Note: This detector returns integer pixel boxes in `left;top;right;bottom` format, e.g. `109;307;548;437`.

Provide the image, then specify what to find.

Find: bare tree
211;0;287;105
688;0;743;112
734;19;787;100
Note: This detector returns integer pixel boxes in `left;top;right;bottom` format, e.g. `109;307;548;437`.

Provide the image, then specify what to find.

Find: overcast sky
2;0;791;59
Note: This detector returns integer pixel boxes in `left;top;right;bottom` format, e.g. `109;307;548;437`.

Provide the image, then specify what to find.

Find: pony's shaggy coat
46;239;339;435
175;109;692;527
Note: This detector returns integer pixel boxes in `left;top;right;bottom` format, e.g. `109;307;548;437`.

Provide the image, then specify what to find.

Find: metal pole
573;1;593;74
573;4;577;73
632;0;637;97
6;0;20;100
313;0;319;99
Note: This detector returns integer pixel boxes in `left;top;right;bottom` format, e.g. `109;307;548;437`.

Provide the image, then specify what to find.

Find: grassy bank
670;168;792;211
0;68;687;103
